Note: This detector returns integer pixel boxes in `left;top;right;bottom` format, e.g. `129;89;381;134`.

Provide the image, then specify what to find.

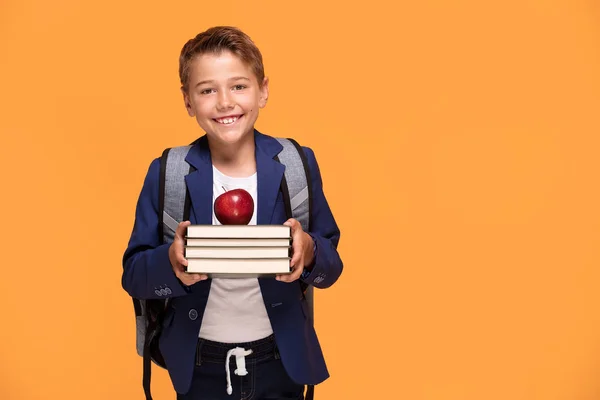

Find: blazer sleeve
299;146;344;289
121;157;190;300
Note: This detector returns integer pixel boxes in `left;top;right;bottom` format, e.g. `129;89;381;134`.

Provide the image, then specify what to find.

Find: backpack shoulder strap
274;138;314;306
274;137;316;400
137;145;191;358
141;145;194;400
160;145;194;241
274;138;311;229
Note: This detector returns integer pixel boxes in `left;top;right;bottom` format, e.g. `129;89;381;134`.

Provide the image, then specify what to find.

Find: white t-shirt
197;166;274;343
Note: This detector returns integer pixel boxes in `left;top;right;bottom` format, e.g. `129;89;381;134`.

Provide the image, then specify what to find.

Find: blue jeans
176;335;305;400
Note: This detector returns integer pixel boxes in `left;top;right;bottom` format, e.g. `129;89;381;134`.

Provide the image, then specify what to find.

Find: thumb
283;218;297;231
176;221;191;240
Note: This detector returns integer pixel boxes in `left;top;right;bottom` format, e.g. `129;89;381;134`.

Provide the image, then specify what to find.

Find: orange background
1;0;600;399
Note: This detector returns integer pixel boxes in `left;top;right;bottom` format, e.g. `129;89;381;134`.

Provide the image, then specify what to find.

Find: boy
122;26;343;399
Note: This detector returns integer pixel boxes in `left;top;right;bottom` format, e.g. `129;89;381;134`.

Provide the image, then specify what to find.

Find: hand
169;221;208;285
276;218;315;283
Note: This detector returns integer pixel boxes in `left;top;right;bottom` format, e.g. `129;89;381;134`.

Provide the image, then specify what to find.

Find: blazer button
188;309;198;321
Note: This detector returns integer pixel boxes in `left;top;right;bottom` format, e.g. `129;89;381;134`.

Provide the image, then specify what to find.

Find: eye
233;84;247;91
200;88;215;95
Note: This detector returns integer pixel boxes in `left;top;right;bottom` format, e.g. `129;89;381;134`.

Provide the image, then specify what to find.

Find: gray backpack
131;137;315;400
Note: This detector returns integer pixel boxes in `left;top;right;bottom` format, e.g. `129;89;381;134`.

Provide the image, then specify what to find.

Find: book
186;224;291;239
185;246;291;259
185;237;291;247
185;258;291;275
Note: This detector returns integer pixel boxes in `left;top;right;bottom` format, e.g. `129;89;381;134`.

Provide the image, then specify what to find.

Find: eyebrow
195;76;251;87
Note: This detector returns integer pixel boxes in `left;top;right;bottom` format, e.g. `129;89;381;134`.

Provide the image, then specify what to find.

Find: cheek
238;95;260;110
194;102;214;117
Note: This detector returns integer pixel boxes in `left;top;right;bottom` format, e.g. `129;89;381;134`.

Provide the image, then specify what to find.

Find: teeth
217;116;238;124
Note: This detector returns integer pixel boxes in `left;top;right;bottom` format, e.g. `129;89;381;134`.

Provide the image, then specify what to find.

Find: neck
207;131;257;177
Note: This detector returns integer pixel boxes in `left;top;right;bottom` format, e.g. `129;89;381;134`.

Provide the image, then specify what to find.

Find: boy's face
182;51;268;146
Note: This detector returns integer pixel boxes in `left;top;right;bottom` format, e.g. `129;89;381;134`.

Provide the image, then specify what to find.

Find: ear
181;87;195;117
258;77;269;108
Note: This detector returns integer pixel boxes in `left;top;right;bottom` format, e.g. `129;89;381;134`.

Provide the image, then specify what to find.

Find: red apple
214;188;254;225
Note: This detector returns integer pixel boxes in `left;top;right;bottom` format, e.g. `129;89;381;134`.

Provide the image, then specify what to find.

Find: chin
210;128;253;145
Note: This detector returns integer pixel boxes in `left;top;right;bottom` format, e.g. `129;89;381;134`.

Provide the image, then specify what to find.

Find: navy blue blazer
122;130;343;394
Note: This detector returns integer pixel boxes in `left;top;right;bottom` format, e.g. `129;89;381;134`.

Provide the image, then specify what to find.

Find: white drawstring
225;347;253;395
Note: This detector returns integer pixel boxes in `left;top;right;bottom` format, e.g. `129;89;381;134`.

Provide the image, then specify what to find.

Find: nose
217;90;234;111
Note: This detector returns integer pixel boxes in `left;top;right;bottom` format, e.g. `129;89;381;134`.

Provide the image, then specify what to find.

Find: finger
180;276;197;286
175;221;191;266
174;269;190;285
290;250;301;269
289;265;303;281
277;257;304;282
177;270;207;286
184;272;208;282
289;238;302;268
178;252;189;268
283;218;300;234
277;265;303;283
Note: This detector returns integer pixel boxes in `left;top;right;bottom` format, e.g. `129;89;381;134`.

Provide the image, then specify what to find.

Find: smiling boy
122;26;343;400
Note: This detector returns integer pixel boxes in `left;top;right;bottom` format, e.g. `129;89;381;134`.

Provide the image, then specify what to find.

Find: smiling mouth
214;115;243;125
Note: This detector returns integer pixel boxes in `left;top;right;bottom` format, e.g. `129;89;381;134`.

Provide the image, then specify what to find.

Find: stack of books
184;225;292;278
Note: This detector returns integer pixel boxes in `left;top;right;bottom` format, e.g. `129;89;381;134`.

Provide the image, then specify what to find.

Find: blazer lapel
255;131;285;225
184;135;213;225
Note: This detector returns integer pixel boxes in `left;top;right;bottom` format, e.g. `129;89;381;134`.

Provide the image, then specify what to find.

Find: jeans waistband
195;334;279;366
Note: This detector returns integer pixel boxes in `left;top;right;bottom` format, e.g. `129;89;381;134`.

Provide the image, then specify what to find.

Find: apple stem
222;186;227;192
